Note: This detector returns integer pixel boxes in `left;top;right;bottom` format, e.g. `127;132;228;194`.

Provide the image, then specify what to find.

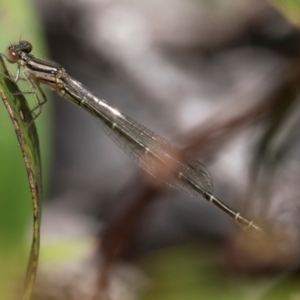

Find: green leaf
0;1;51;299
0;56;43;300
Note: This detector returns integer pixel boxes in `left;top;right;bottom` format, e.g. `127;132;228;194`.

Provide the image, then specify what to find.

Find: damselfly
5;40;264;237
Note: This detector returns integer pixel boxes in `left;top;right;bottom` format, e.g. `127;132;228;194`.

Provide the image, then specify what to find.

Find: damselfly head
6;40;32;63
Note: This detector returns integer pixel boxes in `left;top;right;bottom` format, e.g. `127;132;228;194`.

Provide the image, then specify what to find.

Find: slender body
6;41;264;237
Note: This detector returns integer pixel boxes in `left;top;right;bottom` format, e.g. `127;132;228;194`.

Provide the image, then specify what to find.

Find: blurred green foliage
140;245;243;300
139;243;300;300
269;0;300;27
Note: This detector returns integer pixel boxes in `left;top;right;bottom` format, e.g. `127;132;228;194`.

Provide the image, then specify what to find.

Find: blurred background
1;0;300;299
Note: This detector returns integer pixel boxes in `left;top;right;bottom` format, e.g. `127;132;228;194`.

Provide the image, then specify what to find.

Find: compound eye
6;47;20;63
20;40;32;53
